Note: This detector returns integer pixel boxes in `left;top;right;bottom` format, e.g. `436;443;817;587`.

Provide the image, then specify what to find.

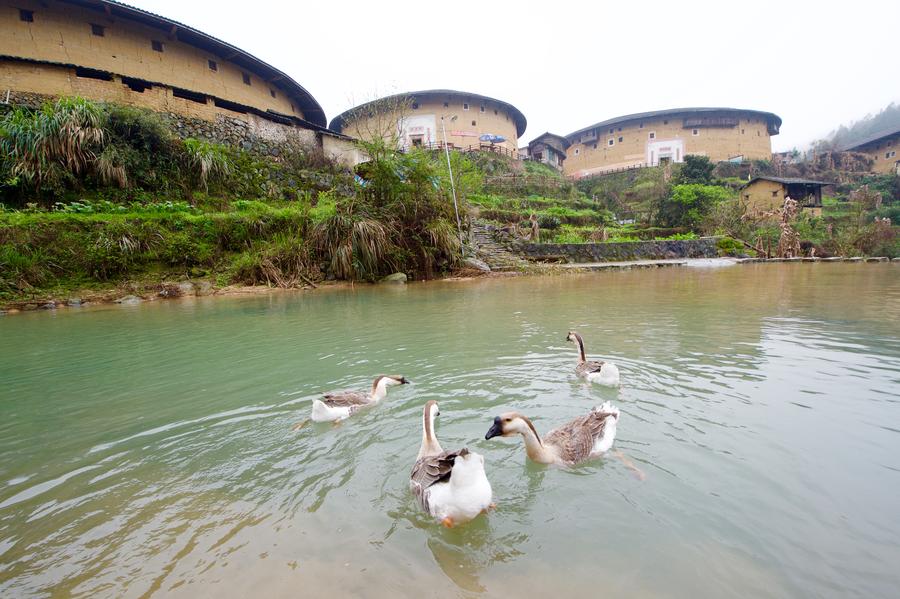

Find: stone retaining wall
516;238;720;262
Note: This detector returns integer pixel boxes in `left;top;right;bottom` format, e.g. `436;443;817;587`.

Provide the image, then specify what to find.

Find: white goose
310;375;409;423
410;401;493;527
484;402;620;466
566;331;620;386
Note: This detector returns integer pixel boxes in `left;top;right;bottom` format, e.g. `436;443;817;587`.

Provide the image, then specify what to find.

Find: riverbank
3;256;896;315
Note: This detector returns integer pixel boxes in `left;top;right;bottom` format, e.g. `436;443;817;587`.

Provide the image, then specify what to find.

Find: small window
480;105;485;113
75;67;112;81
692;129;699;136
122;76;151;92
242;72;251;85
208;60;218;71
151;40;163;52
618;136;623;142
91;23;105;37
443;101;449;108
608;138;614;146
617;127;622;132
19;9;34;22
741;129;745;134
574;148;580;155
270;89;276;98
888;152;893;159
772;190;779;197
592;143;598;149
609;128;614;134
649;132;656;140
471;120;476;126
172;87;207;104
757;131;761;136
411;102;419;109
494;109;498;115
663;120;668;125
463;103;469;110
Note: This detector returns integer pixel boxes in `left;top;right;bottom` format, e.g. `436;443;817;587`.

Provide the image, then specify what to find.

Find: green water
1;264;899;598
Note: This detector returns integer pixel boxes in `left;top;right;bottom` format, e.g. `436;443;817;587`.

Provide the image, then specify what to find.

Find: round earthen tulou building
562;107;782;178
329;90;527;156
0;0;360;163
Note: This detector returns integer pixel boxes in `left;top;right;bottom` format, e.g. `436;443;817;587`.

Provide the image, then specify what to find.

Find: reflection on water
1;264;899;598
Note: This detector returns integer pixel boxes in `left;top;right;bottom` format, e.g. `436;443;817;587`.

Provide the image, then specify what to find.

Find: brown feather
409;449;467;513
544;411;616;465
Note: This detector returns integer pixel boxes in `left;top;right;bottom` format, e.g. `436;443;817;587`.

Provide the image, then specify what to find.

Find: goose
566;331;620;386
410;401;493;527
310;375;409;423
484;402;620;466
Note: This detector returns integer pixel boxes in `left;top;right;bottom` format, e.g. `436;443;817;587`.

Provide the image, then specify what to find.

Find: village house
742;176;831;216
525;132;570;171
839;127;900;175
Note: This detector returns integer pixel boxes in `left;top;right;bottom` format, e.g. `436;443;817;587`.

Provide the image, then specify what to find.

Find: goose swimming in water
566;331;620;386
410;401;493;527
484;402;620;466
310;375;409;423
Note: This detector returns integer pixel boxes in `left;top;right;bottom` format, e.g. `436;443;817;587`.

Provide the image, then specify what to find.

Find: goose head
372;375;410;391
566;331;586;362
485;412;538;440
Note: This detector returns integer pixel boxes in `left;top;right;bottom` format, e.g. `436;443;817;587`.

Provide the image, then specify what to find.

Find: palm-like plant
0;97;104;191
182;138;231;192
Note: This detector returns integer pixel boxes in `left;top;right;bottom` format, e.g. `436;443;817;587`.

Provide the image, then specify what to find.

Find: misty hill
816;103;900;150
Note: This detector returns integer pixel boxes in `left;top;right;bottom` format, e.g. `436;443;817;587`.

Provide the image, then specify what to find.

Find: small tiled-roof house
526;132;570;171
742;177;831;216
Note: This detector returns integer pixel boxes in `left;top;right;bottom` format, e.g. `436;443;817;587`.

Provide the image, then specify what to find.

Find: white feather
591;401;619;454
586;362;620;387
425;452;493;524
310;399;351;423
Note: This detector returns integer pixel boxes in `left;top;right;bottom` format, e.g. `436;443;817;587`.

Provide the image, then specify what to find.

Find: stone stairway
470;221;531;271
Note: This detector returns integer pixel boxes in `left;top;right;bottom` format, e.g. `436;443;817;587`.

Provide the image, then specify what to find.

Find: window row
412;102;503;117
17;9;282;99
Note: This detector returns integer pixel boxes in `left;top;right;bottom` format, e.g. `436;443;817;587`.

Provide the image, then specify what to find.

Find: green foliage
311;138;462;281
552;230;587;244
0;97;104;197
183;138;231;192
656;184;734;229
716;236;745;256
674;155;714;185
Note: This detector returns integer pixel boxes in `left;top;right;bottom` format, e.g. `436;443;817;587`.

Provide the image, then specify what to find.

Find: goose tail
592;402;619;454
311;399;350;423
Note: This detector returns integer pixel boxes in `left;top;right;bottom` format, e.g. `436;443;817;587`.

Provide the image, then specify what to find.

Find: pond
1;264;899;598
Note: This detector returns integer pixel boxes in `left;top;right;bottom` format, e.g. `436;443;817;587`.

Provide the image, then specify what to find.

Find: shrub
656;184;733;229
716;236;745;256
183;138;231;192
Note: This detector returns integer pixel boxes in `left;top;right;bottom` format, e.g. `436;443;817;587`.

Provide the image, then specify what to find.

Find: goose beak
400;377;410;384
485;417;503;440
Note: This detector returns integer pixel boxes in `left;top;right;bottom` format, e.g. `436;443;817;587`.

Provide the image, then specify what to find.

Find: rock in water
463;257;492;272
115;295;142;305
380;273;408;284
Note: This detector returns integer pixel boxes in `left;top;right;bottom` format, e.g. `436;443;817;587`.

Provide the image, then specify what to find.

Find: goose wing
544;411;613;464
320;390;370;408
410;449;465;510
576;360;606;375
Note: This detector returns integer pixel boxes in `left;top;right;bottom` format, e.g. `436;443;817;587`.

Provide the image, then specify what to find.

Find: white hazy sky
126;0;898;151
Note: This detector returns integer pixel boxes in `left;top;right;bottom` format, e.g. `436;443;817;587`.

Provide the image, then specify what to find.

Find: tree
674;155;714;185
655;183;732;229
